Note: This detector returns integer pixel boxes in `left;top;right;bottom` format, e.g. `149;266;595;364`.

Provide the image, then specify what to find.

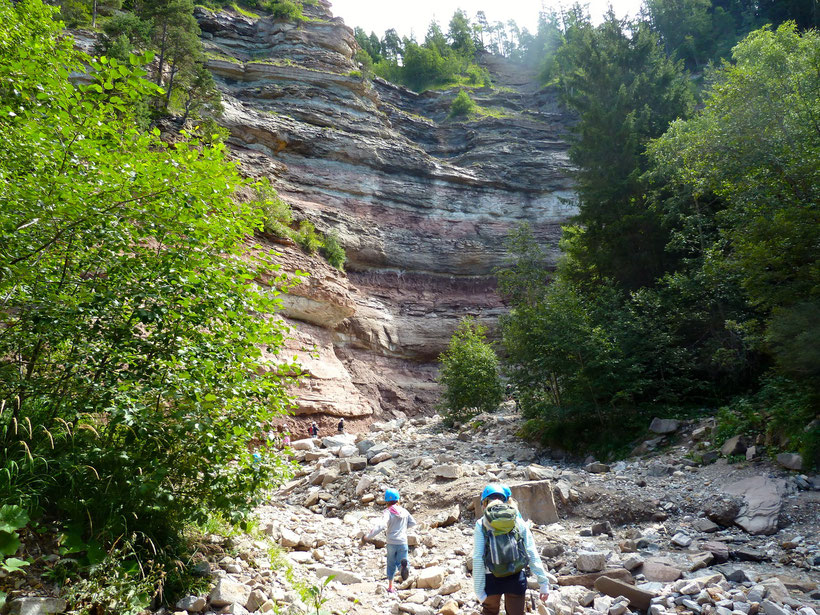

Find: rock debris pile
9;408;816;615
129;406;817;615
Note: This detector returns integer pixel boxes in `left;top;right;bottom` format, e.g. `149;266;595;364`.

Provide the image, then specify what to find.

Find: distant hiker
505;383;520;411
337;417;345;433
282;430;291;447
365;488;416;594
473;483;549;615
308;421;319;438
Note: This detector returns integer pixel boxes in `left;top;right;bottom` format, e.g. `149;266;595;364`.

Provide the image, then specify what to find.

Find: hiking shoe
387;587;397;594
400;559;409;581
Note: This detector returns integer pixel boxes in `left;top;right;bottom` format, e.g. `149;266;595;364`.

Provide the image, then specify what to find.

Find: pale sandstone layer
196;1;576;424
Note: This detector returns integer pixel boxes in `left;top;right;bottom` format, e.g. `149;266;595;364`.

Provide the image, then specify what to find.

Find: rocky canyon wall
196;0;576;428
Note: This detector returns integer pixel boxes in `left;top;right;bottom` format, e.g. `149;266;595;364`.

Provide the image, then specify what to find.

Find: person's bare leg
503;593;526;615
482;594;502;615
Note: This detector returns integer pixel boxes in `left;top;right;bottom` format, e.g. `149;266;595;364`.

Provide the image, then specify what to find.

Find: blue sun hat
384;488;400;502
480;483;508;503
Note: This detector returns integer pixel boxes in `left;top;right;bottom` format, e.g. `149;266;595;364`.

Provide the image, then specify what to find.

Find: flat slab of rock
557;568;633;589
290;438;316;451
641;560;683;582
434;464;463;479
692;518;720;533
315;566;363;584
7;598;67;615
594;575;655;611
723;476;787;535
321;434;355;449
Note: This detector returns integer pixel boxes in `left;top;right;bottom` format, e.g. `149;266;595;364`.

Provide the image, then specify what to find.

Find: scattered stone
577;551;607;572
692;518;720;533
701;451;721;465
623;555;644;571
439;600;459;615
746;446;759;461
431;505;460;528
649;418;680;434
702;541;730;563
592;521;613;536
290;438;316;451
585;462;611;474
761;601;789;615
417;566;446;589
176;595;206;612
689;552;714;572
245;589;267;612
527;464;555;481
732;548;767;562
314;567;363;585
434;464;462;480
209;578;252;608
726;569;754;584
705;498;743;527
280;527;300;548
672;533;693;548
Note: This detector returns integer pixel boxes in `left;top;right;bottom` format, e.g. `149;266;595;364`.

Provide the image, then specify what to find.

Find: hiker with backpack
365;488;416;594
473;484;550;615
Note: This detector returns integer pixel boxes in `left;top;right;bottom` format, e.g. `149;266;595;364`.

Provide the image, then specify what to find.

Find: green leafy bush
321;232;346;270
449;89;475;117
437;317;504;426
0;0;299;564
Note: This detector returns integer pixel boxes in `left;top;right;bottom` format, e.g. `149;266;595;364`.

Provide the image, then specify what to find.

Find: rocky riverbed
115;405;820;615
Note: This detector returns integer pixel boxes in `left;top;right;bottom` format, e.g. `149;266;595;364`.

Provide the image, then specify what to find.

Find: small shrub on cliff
322;232;346;270
438;317;504;427
449;89;475;118
296;220;321;254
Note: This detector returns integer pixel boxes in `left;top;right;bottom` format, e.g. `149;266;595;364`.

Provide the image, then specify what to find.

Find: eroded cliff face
196;0;576;427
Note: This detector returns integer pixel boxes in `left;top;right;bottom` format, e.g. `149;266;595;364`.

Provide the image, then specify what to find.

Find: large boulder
723;476;788;535
509;481;559;525
720;435;748;456
649;418;680;434
776;453;803;471
641;560;682;582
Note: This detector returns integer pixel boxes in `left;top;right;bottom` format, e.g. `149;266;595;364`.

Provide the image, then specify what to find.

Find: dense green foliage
498;20;818;464
0;0;299;599
437;318;504;427
354;13;491;92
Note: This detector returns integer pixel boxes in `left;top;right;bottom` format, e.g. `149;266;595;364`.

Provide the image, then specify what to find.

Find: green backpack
482;503;528;577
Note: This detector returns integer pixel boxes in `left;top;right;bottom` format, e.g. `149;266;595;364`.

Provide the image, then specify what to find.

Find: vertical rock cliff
196;0;576;427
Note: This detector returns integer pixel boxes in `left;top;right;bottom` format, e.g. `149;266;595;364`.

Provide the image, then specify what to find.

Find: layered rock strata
196;1;576;422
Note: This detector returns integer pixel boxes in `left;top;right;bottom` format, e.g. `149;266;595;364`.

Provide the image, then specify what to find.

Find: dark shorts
485;571;527;596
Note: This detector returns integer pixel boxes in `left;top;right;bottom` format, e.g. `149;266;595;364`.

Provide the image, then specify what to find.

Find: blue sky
328;0;646;39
